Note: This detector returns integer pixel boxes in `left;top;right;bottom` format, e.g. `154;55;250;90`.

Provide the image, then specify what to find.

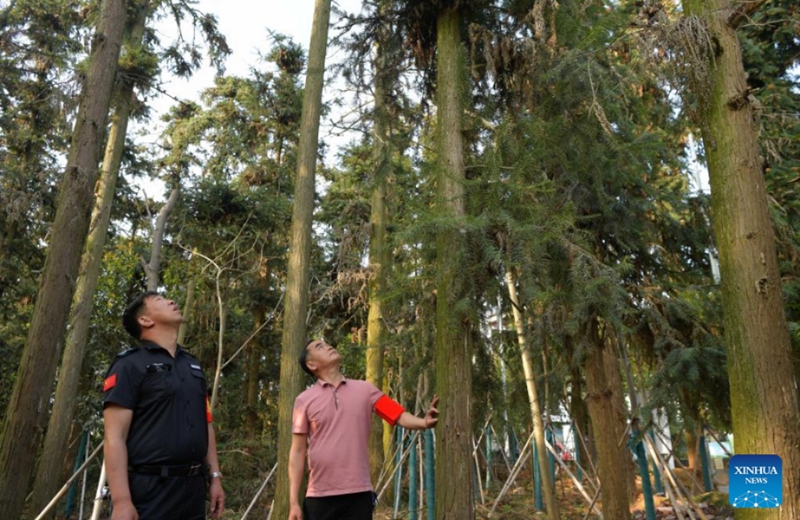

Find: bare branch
728;0;768;29
145;187;181;291
221;291;285;370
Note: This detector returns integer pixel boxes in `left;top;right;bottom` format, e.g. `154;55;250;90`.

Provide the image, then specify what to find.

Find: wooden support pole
34;441;104;520
241;463;278;520
544;437;603;518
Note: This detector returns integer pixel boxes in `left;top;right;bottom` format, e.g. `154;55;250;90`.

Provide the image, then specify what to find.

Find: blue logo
729;454;782;508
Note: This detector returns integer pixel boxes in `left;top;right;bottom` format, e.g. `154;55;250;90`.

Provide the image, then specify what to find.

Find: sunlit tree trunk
433;8;474;520
271;0;331;517
506;270;559;518
367;0;393;481
684;425;700;476
0;2;126;517
682;1;800;516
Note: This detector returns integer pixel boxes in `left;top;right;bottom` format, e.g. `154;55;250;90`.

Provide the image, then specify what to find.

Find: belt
129;463;203;477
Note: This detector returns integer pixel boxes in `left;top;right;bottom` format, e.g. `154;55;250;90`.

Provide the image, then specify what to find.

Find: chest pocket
189;368;208;396
141;371;175;402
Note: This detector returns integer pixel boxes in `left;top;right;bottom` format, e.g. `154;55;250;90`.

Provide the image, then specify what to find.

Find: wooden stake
544;437;603;518
34;441;104;520
241;462;279;520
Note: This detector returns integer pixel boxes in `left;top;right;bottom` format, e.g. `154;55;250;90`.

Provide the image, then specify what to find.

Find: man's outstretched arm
396;396;439;430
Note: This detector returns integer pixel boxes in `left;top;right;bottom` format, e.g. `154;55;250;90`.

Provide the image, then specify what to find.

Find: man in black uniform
103;292;225;520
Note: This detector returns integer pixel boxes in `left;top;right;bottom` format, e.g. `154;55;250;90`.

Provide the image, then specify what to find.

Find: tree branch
728;0;768;29
145;186;180;291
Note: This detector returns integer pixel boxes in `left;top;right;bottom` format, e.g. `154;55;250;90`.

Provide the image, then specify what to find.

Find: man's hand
209;479;225;518
288;502;303;520
424;396;439;428
110;498;139;520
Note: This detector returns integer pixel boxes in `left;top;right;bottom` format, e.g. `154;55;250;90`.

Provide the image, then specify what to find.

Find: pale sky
164;0;363;89
135;0;366;198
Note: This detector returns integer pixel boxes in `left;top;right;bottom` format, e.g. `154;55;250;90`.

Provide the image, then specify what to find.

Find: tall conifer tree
0;1;126;517
272;0;331;518
434;6;474;519
681;0;800;515
28;2;154;514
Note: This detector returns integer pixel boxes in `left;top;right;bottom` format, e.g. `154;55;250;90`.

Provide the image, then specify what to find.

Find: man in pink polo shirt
288;339;438;520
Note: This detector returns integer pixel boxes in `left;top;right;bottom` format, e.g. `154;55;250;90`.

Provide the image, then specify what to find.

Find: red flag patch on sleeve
375;395;404;426
103;373;117;392
206;396;213;423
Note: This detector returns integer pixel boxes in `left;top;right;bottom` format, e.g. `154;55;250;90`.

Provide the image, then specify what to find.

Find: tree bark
143;186;180;291
177;277;196;345
602;339;636;503
246;310;262;438
684;426;699;475
0;2;126;517
506;271;559;518
584;318;632;520
434;8;474;520
366;2;393;481
682;1;800;516
271;0;331;517
566;336;591;469
28;6;152;516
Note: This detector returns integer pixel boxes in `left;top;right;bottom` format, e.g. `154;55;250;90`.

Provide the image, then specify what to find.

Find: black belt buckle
187;463;202;476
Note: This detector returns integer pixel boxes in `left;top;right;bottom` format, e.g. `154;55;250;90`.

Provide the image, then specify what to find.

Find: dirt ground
373;468;734;519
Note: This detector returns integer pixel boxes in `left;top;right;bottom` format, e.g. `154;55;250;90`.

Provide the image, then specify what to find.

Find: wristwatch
210;471;223;480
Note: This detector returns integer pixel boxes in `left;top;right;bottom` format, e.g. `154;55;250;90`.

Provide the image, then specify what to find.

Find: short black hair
122;291;159;339
299;339;316;377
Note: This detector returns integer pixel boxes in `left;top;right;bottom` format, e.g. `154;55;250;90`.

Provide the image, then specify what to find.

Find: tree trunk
246;309;263;438
28;6;151;516
209;286;226;413
29;5;151;512
0;2;126;517
571;368;591;468
684;426;699;475
143;186;180;291
682;1;800;516
566;336;591;470
366;3;393;482
434;8;474;520
177;277;196;345
271;0;331;517
506;271;559;518
584;318;632;520
602;339;635;503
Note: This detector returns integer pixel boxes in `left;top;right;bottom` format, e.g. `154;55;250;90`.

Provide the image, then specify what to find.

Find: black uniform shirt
103;341;210;466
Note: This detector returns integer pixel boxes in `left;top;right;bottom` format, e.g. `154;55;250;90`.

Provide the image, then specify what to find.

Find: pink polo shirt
292;378;389;497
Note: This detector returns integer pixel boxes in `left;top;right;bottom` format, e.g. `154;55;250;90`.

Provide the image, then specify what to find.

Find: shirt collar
140;340;182;355
317;376;347;388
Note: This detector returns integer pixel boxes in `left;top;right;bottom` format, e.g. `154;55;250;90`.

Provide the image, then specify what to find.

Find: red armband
375;395;404;426
103;374;117;392
206;396;213;423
